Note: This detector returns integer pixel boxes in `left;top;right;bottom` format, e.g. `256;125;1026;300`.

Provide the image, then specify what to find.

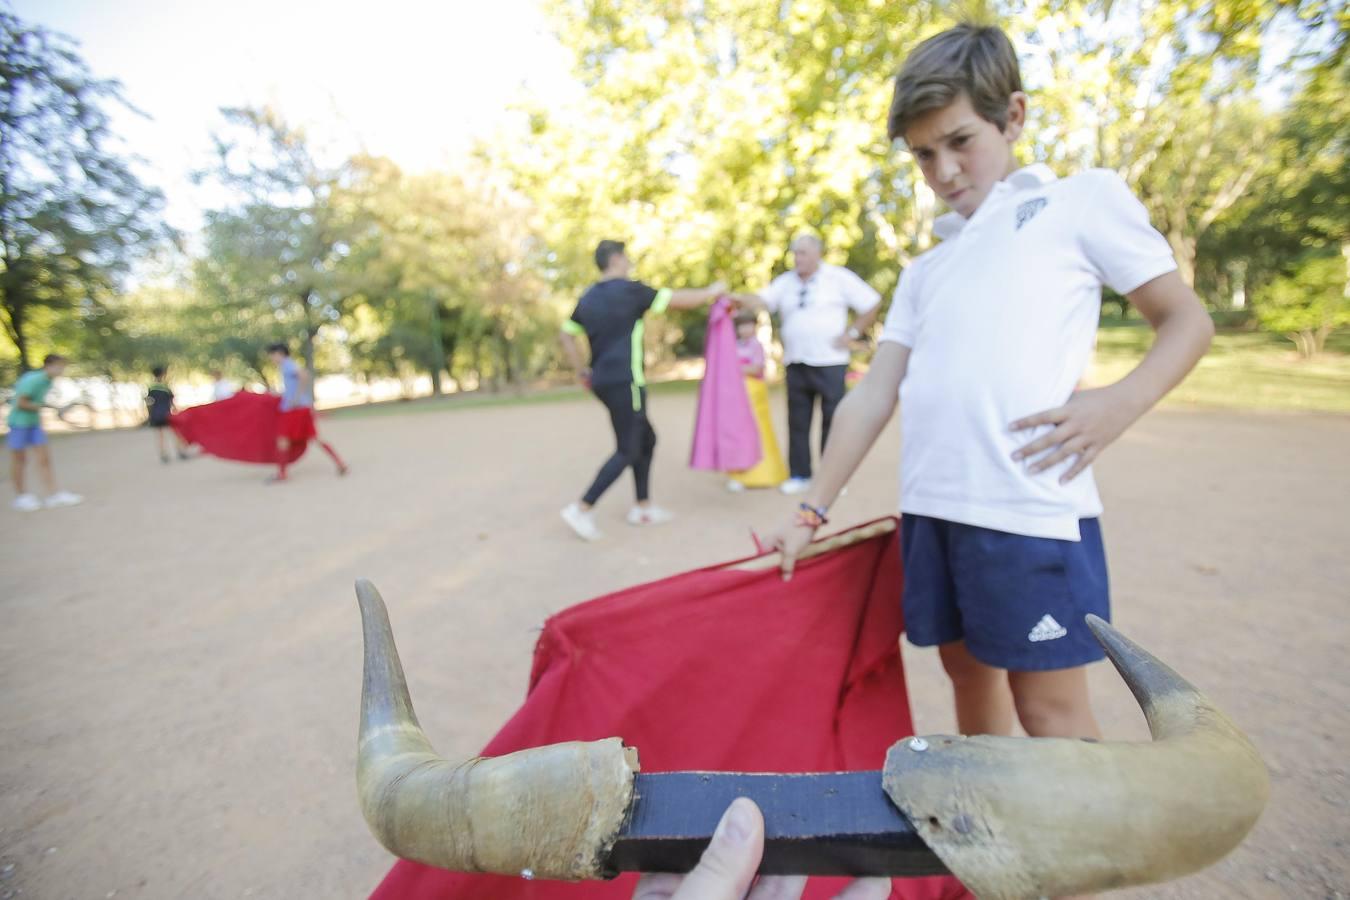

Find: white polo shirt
762;263;881;367
880;164;1177;541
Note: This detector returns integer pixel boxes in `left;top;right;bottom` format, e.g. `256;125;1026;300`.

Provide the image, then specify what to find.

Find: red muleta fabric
370;518;969;900
171;391;307;465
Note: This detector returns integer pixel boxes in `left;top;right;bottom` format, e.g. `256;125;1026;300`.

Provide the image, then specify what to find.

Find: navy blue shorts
900;514;1110;671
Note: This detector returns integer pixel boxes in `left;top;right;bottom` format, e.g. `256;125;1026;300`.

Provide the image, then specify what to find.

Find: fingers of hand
1012;422;1073;461
780;552;796;582
833;878;894;900
668;798;764;900
747;875;808;900
1028;437;1090;474
1060;445;1099;483
631;874;681;900
1009;405;1067;432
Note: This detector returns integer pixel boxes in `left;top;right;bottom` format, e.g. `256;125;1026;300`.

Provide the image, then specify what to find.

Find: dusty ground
1;391;1346;899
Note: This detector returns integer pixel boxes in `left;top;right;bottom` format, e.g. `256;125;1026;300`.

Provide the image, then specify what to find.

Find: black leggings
582;384;657;506
785;363;847;479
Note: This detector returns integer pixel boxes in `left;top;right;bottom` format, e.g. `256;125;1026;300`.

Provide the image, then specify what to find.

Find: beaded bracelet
796;502;830;529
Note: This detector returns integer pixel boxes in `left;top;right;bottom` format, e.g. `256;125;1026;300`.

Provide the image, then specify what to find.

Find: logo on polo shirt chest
1015;197;1048;230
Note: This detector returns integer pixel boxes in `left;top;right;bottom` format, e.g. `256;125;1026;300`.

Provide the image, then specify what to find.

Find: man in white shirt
210;370;235;402
751;235;881;494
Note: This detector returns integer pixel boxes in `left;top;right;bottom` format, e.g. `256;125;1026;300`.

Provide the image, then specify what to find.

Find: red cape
171;392;306;465
370;519;969;900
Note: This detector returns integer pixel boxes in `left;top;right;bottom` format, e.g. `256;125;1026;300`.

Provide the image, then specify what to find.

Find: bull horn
883;614;1270;899
355;579;639;880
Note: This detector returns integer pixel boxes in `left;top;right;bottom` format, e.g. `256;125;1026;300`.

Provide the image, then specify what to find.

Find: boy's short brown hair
887;23;1023;142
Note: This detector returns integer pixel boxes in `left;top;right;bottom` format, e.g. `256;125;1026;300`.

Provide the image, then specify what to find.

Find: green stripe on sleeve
561;319;585;336
631;320;647;388
650;288;673;314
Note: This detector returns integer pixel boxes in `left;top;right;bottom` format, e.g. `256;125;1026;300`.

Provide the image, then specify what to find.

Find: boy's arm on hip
1114;270;1215;412
1010;271;1213;482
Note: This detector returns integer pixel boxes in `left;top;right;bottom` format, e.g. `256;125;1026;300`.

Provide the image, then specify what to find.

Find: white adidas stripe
1028;614;1068;642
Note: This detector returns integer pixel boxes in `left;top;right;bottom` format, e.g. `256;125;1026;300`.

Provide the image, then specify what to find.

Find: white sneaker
44;491;84;508
627;505;674;526
12;493;40;512
779;478;812;496
725;479;746;493
561;502;601;541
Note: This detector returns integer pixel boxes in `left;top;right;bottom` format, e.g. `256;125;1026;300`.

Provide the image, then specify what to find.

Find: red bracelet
796;503;829;529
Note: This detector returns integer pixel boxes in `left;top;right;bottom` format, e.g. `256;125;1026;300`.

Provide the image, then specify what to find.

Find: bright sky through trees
13;0;577;231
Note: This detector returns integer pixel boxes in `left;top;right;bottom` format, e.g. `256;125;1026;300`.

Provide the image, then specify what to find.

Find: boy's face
46;360;67;377
269;351;284;365
904;91;1026;220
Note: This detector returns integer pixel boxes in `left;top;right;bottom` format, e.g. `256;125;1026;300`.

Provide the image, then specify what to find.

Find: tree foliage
4;3;1347;393
0;11;167;370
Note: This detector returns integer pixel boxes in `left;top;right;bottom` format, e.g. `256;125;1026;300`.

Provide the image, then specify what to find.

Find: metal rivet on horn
908;737;929;752
520;869;534;880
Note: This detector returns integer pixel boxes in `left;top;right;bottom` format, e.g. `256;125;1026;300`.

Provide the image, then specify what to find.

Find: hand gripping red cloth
369;518;969;900
171;391;307;465
689;297;762;472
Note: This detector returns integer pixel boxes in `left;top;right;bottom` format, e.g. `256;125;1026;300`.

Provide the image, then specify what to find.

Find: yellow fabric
730;377;789;488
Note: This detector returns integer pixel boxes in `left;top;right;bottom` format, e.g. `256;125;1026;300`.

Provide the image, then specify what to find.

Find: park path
1;392;1346;899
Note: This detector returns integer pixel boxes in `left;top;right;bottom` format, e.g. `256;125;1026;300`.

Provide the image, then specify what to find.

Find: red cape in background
171;392;306;465
370;519;969;900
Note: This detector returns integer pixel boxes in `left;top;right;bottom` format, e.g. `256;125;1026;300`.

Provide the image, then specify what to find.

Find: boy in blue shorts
7;354;83;512
769;24;1214;742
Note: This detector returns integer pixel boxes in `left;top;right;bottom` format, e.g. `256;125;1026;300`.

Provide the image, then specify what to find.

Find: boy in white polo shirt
768;23;1215;742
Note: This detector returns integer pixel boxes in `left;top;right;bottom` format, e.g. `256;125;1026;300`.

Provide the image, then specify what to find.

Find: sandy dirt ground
1;391;1346;900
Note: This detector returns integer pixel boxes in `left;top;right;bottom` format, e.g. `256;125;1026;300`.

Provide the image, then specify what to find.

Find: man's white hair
790;234;824;252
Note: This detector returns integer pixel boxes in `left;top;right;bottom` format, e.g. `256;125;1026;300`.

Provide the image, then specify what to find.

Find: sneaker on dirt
561;502;601;541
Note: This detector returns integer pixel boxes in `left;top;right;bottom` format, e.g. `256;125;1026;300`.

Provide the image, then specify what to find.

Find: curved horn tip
355;577;382;605
1085;614;1207;733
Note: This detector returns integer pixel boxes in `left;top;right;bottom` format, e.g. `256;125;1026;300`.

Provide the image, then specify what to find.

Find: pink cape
369;518;970;900
689;298;761;471
171;391;306;465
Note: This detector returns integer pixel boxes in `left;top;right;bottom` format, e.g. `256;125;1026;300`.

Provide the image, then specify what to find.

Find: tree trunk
428;294;445;397
1289;331;1314;358
499;332;515;386
5;301;31;370
1167;231;1197;288
1314;324;1333;356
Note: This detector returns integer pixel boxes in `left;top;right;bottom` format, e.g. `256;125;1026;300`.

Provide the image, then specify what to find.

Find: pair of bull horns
355;578;1269;898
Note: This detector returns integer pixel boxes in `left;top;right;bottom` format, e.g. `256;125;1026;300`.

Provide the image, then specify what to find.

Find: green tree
343;156;553;392
194;106;371;383
1013;0;1330;291
0;11;167;370
1255;251;1349;356
1203;27;1347;310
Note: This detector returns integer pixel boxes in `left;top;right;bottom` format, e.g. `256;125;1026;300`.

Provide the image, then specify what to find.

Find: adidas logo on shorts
1028;614;1068;642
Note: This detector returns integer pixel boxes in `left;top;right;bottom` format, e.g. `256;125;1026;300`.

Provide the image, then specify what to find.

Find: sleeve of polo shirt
878;265;919;349
759;275;786;314
839;268;882;312
1079;169;1178;295
648;287;673;314
561;317;585;336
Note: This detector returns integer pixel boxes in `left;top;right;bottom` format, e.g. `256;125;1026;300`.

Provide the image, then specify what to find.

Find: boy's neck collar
933;163;1057;240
